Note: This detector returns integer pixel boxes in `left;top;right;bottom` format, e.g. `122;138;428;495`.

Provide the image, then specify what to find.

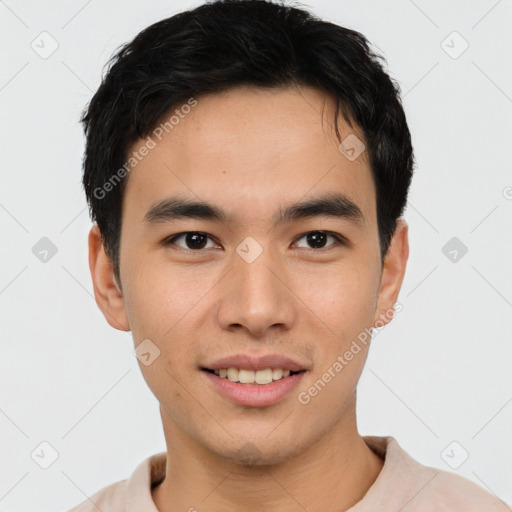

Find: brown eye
294;231;342;250
167;232;217;250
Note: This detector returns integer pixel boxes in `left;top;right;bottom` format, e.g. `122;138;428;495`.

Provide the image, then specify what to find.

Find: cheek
122;255;208;341
122;263;203;407
297;259;378;339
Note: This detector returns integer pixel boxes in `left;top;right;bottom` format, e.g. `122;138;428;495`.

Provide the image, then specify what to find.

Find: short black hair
81;0;414;286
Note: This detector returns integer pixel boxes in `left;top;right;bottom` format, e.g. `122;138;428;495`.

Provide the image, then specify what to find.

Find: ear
373;219;409;328
88;224;130;331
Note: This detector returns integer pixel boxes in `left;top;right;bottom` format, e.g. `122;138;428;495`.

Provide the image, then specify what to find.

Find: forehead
121;85;376;227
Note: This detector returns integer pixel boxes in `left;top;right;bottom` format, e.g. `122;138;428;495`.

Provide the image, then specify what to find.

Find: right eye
164;232;220;251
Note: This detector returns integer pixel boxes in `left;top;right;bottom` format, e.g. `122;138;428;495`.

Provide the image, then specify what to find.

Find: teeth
211;367;296;384
227;368;239;382
255;368;273;384
272;368;283;380
239;369;254;383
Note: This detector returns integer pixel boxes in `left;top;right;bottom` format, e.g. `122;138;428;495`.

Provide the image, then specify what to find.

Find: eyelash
163;231;347;252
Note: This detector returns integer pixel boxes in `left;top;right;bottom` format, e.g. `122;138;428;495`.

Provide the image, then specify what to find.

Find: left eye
294;231;342;250
166;232;218;250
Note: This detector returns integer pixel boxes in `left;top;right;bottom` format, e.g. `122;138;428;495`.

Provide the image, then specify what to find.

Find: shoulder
64;451;166;512
66;479;127;512
362;436;509;511
420;468;508;511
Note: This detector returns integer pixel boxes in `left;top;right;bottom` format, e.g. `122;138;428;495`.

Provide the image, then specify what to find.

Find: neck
152;400;384;512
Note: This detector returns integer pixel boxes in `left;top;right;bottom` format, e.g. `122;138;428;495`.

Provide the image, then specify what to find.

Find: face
89;84;408;465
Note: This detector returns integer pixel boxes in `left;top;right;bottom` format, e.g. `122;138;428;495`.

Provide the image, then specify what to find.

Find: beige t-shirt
67;436;508;511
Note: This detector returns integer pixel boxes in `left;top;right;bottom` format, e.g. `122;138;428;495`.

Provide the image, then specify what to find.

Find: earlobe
373;219;409;328
88;224;131;332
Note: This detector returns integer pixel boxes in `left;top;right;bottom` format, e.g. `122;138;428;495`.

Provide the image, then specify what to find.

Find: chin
211;437;308;467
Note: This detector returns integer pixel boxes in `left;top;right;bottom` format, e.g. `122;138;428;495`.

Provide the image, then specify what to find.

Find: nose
216;247;297;338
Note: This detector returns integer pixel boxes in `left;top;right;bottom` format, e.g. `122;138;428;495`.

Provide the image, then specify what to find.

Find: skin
89;84;409;512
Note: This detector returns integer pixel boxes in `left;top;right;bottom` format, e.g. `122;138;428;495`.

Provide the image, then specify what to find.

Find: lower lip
202;370;306;407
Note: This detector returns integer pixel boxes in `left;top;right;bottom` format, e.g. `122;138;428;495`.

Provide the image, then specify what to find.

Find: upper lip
202;354;310;372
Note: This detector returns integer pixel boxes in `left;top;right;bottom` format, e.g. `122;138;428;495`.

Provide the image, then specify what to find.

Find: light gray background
1;0;511;510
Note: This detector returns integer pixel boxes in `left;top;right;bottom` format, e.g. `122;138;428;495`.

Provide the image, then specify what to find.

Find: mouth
201;367;307;407
201;367;305;385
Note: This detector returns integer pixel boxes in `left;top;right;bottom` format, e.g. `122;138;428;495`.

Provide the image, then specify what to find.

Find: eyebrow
143;193;364;228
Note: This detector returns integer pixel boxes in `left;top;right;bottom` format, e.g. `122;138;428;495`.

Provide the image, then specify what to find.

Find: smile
205;367;302;385
202;368;307;407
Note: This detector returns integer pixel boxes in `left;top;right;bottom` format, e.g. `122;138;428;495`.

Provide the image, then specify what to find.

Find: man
69;0;508;510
